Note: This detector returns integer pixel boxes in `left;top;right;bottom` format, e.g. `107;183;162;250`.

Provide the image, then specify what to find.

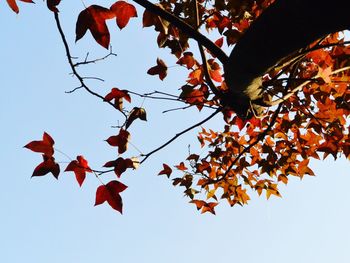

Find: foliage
11;0;349;214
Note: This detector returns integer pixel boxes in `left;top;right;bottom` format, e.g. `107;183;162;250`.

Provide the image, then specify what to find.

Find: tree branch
53;12;127;119
132;0;228;65
140;109;221;163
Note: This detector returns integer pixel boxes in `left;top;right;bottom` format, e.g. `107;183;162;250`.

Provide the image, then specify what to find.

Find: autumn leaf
32;155;60;179
64;155;92;186
158;163;172;178
125;107;147;129
177;52;196;69
215;37;224;48
190;200;218;214
105;129;130;154
103;157;134;177
110;1;137;29
104;87;131;111
47;0;61;12
76;5;115;49
95;180;127;213
175;162;188;171
6;0;33;14
318;66;332;83
24;132;55;157
147;58;168;80
208;59;222;82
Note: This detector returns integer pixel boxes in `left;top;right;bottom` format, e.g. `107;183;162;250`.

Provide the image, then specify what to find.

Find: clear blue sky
1;1;349;263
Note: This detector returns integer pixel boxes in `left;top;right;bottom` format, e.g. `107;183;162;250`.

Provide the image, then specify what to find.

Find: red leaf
75;5;115;49
215;37;224;48
147;58;168;80
94;180;128;213
64;155;92;186
47;0;61;12
110;1;137;29
235;117;247;130
103;157;134;177
104;87;131;111
125;107;147;129
106;129;130;154
32;155;60;179
158;163;172;178
6;0;33;14
24;132;55;157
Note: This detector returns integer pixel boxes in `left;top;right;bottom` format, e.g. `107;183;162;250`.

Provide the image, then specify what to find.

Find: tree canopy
9;0;350;214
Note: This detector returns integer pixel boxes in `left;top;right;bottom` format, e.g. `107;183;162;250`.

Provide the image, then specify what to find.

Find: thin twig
73;48;117;67
140;109;221;163
53;12;128;119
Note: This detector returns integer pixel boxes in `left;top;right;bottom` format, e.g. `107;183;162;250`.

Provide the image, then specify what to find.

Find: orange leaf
177;52;196;69
175;162;187;171
110;1;137;29
75;5;115;49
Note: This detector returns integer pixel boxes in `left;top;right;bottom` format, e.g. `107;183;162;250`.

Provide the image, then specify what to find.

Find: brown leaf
105;129;130;154
158;164;172;178
125;107;147;129
147;58;168;80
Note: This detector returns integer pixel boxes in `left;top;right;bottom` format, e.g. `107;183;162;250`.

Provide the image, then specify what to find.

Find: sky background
1;1;349;263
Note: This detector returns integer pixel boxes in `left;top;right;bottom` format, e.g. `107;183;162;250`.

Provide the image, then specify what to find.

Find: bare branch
53;12;128;119
140;109;221;164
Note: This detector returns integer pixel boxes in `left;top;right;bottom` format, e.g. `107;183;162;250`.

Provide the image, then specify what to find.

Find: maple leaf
177;52;196;69
32;155;60;179
104;87;131;111
24;132;55;157
46;0;61;12
175;162;188;171
76;5;115;49
64;155;92;186
103;157;134;177
6;0;33;14
208;59;223;82
110;1;137;29
190;200;218;214
318;66;332;84
125;107;147;129
95;180;128;213
105;129;130;154
158;164;172;178
147;58;168;80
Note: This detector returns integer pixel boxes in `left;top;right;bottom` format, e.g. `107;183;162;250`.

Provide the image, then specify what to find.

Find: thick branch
132;0;228;65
